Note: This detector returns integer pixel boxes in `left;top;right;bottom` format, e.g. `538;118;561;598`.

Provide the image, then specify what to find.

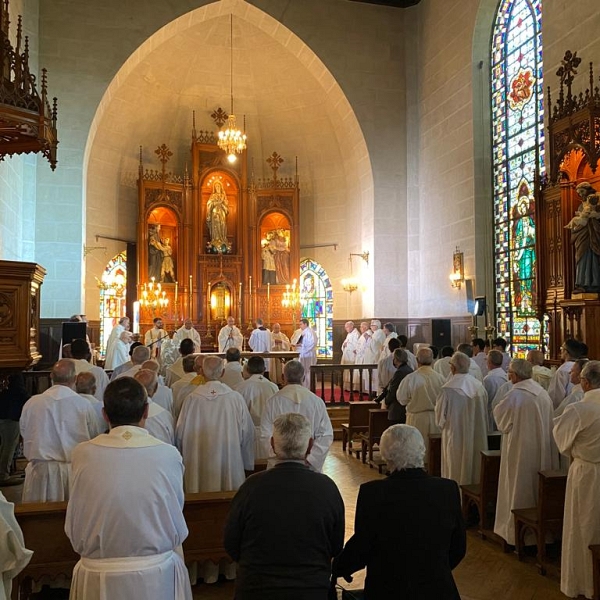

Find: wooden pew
12;492;236;599
460;450;501;534
341;401;378;453
427;433;442;477
358;409;389;464
512;470;567;575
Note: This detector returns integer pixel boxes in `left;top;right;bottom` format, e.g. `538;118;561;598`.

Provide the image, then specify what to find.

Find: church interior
1;0;600;598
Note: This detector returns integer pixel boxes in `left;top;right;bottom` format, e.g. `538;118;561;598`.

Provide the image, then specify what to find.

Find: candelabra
281;278;301;330
139;277;169;315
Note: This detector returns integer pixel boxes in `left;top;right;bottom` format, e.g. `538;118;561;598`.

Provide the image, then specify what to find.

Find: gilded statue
206;181;231;253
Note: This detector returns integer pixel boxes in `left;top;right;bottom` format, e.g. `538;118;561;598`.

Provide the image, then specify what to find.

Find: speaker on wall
432;319;452;349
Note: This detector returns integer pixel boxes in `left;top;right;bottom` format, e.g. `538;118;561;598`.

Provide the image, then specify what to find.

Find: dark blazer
333;469;466;600
383;363;413;421
224;461;345;600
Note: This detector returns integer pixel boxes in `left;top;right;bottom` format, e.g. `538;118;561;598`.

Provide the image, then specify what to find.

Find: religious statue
273;230;290;284
261;240;277;284
565;181;600;293
206;181;231;253
160;237;176;283
148;224;164;281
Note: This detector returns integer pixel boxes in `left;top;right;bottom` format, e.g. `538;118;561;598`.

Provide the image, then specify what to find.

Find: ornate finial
139;145;143;175
52;97;58;124
211;107;229;128
41;68;47;103
155;144;172;183
266;152;283;180
16;15;21;54
556;50;582;109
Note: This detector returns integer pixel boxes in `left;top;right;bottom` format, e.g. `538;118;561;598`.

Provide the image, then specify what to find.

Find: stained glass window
491;0;544;357
300;259;333;358
99;252;127;357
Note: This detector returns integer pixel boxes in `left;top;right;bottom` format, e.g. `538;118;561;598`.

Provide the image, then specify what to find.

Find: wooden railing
310;363;378;404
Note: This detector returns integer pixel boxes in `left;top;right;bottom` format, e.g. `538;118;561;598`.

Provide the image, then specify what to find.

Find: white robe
172;373;200;421
270;331;291;385
235;375;279;459
377;354;396;395
249;328;272;373
295;327;317;388
532;364;553;391
172;326;201;352
379;332;398;361
397;366;445;459
73;359;110;401
110;360;133;381
553;389;600;599
218;325;244;352
483;368;508;432
493;378;558;545
554;384;584;418
145;400;175;445
65;426;191;600
404;349;418;372
166;357;185;387
80;393;108;437
144;328;170;359
548;360;574;409
435;374;488;485
260;384;333;472
341;328;360;390
433;356;452;380
175;381;254;492
20;384;97;502
473;352;488;377
116;364;142;380
104;324;124;370
153;385;173;414
220;362;244;390
468;358;484;382
0;492;32;600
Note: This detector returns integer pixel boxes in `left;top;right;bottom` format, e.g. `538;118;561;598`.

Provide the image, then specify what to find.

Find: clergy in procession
172;318;201;352
548;339;587;409
175;355;254;493
75;372;108;437
261;360;333;472
220;347;245;389
65;377;192;600
493;358;558;546
134;370;175;445
397;347;445;461
292;319;317;388
172;355;204;420
218;315;244;352
482;350;508;431
103;316;130;370
553;360;600;600
70;338;110;401
472;338;488;377
20;359;98;502
235;356;279;459
435;352;488;486
340;320;360;392
270;322;291;386
527;349;553;391
144;317;170;359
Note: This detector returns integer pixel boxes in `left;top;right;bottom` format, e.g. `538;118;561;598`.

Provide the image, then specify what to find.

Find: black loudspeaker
474;296;486;316
432;319;452;349
465;279;474;314
61;322;87;345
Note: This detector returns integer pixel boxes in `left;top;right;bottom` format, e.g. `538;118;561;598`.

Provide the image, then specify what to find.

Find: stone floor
5;443;568;599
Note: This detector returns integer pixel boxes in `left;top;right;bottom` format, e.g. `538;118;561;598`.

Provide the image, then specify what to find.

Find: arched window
491;0;544;357
300;259;333;358
99;252;127;356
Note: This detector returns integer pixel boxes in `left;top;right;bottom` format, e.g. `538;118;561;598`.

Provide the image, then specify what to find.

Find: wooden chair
427;433;442;477
512;470;567;575
341;401;377;453
589;544;600;600
460;450;501;534
358;409;389;464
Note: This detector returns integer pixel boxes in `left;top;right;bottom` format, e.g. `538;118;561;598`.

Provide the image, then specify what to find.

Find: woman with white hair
333;424;466;599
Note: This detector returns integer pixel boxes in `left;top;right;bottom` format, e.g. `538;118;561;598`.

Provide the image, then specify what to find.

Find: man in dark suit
224;413;345;600
382;348;413;424
333;424;466;600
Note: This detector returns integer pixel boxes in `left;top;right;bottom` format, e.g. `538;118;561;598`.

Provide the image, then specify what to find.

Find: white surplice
548;361;574;409
175;381;254;492
397;366;445;459
235;375;279;459
483;367;508;432
493;379;558;545
379;332;398;361
295;327;317;388
79;394;108;437
341;328;360;390
145;399;175;445
103;323;124;370
153;384;173;414
404;349;418;372
73;359;109;401
468;358;484;382
166;357;185;387
218;325;243;352
249;328;272;373
0;492;32;600
553;389;600;599
435;374;488;485
473;352;488;377
554;384;584;418
172;373;201;420
220;362;244;390
532;364;553;391
65;426;191;600
260;384;333;473
433;356;452;380
20;384;97;502
172;326;201;352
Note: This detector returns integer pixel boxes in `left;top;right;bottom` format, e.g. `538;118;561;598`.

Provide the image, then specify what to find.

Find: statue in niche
261;240;277;285
206;181;232;253
272;229;291;284
565;181;600;293
148;224;164;281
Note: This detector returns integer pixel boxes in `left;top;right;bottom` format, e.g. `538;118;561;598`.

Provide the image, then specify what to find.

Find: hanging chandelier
218;14;246;163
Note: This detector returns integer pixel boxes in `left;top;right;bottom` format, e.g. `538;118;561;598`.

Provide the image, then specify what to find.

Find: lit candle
239;281;242;304
189;275;192;290
175;281;178;304
249;275;252;296
267;282;270;302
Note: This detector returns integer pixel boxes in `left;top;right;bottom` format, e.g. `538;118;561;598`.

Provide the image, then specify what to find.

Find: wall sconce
449;246;465;289
342;251;369;293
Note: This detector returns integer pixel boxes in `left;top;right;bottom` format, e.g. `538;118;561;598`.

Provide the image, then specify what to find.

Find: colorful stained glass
492;0;544;358
299;259;333;358
99;252;128;357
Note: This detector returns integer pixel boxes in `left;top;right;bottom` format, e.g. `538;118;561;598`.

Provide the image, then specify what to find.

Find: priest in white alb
70;338;110;401
172;318;201;352
134;370;175;445
65;377;192;600
435;352;488;485
548;338;586;409
493;358;558;546
341;321;360;392
292;319;317;388
270;322;291;386
172;355;205;421
249;318;272;375
482;350;508;431
165;338;196;387
103;316;130;370
218;316;244;352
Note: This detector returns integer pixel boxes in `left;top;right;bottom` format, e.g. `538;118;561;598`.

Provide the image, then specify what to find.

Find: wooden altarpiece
137;110;300;346
537;51;600;360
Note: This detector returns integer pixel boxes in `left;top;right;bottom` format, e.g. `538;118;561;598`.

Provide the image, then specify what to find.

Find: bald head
134;369;158;397
132;346;151;365
416;347;433;366
52;359;77;388
194;355;205;374
202;355;224;381
527;350;545;367
75;371;96;395
141;360;159;373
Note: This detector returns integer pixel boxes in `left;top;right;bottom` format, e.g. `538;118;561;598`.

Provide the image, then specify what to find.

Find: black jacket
383;363;413;422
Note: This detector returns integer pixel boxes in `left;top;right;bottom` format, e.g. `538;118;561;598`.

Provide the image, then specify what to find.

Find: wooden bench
427;433;442;477
460;450;501;534
512;470;567;575
589;544;600;600
12;491;236;599
358;409;389;464
341;401;378;453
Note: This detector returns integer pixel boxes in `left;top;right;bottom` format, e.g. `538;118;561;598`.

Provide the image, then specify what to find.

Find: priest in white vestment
472;338;488;377
138;360;173;413
103;316;130;370
341;321;361;391
270;322;291;386
165;339;196;387
548;339;587;409
260;360;333;472
493;359;558;545
433;346;454;380
20;359;98;502
482;350;508;432
144;317;170;360
492;338;511;372
435;352;488;486
397;347;445;461
398;334;418;372
111;331;133;371
554;359;587;418
135;370;175;444
292;319;317;388
70;338;110;401
0;491;32;599
172;355;205;420
172;318;201;352
75;372;108;437
379;322;398;361
353;322;370;392
553;360;600;600
249;318;272;374
235;356;279;459
456;344;484;382
116;345;151;379
377;338;401;395
65;377;192;600
220;347;245;389
175;355;254;493
527;349;553;391
218;316;244;352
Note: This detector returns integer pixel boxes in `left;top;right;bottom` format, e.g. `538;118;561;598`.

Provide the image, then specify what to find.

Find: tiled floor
5;443;568;599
